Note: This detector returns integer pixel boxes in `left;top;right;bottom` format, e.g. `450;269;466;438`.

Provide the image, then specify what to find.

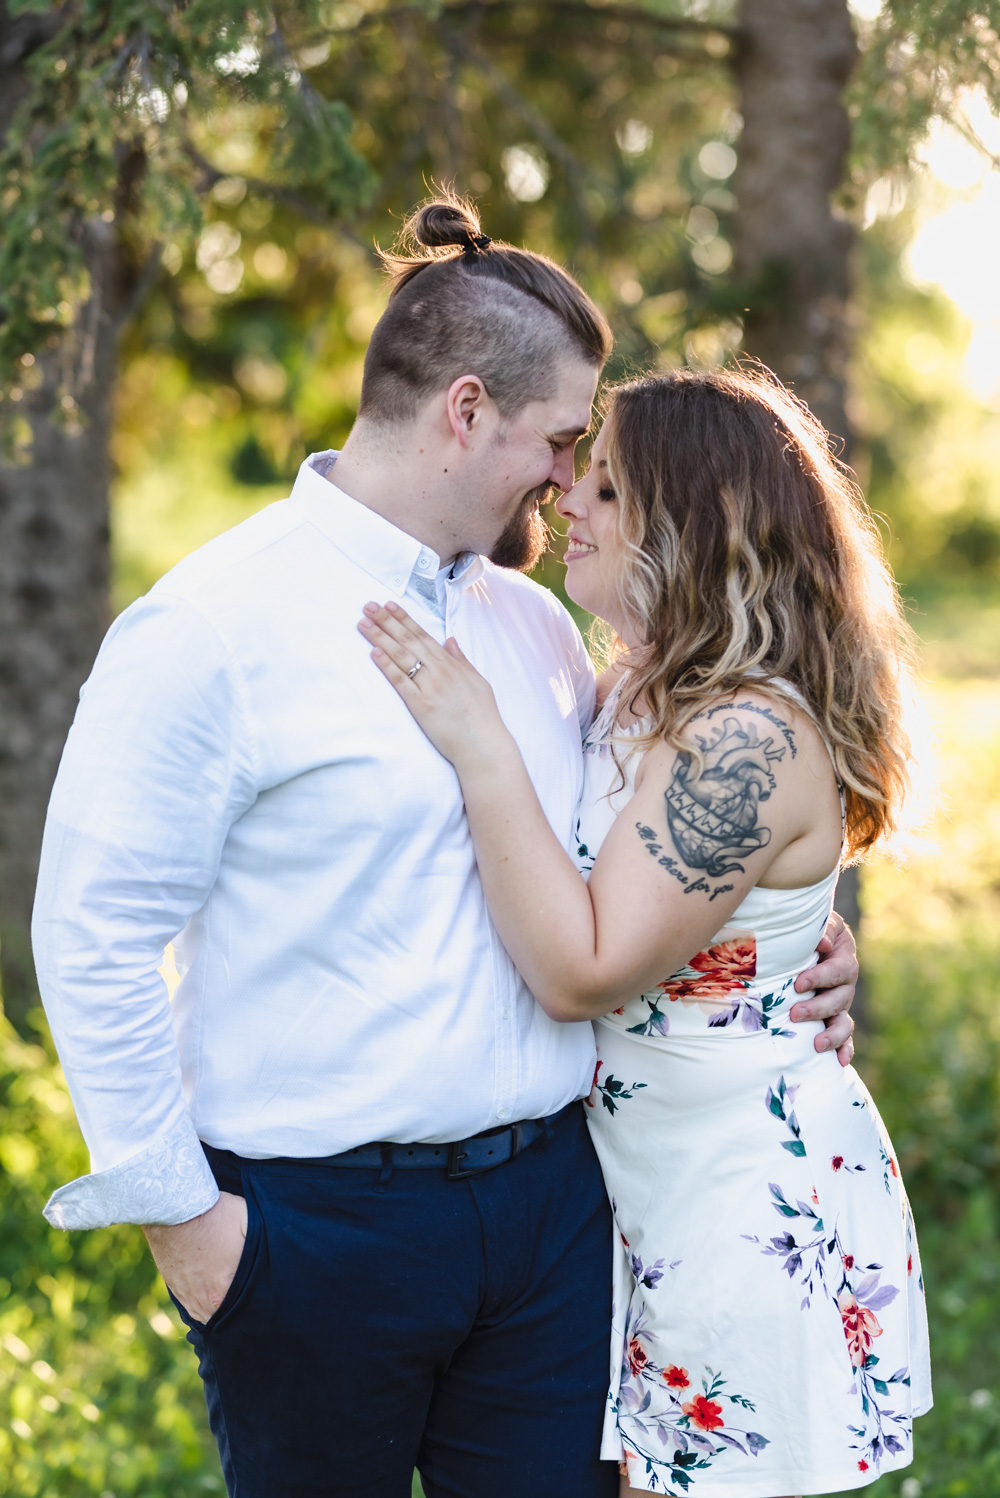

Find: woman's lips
564;537;598;562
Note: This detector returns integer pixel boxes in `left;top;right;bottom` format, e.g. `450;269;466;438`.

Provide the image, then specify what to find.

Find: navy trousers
174;1101;619;1498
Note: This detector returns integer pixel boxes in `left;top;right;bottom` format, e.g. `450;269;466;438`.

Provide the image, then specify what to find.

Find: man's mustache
524;482;559;511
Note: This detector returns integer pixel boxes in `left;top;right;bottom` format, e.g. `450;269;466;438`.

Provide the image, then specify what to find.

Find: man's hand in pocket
144;1190;248;1324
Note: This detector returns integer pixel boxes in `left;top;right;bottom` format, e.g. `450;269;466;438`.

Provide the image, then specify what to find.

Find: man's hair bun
410;196;488;253
363;186;612;429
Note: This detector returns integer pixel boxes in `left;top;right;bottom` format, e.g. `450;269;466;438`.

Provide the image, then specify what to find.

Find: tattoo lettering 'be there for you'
636;708;793;902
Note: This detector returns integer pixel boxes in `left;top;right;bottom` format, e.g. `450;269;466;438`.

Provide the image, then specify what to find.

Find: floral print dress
578;693;932;1496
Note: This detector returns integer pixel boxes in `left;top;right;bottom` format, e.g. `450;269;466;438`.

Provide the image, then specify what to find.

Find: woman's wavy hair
602;366;917;862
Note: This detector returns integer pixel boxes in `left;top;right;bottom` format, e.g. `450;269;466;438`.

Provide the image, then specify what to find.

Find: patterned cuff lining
43;1117;220;1229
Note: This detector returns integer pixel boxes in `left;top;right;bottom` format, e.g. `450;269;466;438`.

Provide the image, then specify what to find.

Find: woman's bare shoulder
634;686;835;799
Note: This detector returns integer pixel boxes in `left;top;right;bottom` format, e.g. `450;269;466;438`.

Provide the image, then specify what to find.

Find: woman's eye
598;486;617;502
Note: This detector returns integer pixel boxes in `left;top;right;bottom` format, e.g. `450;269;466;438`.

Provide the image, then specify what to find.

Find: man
33;197;856;1498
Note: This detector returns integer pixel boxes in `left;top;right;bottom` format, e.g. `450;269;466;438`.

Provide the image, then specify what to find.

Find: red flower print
585;1060;603;1108
907;1255;913;1275
682;1395;724;1432
626;1337;650;1378
842;1255;855;1270
664;1365;690;1389
832;1155;844;1171
657;973;735;1004
689;936;757;982
858;1459;869;1472
890;1156;899;1177
838;1290;884;1369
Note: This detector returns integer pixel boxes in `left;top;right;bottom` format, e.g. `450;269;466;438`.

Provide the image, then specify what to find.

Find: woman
358;367;932;1496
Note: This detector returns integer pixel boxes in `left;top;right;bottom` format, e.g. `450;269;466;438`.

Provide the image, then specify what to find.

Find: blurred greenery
7;7;1000;1489
10;150;1000;1498
1;662;999;1494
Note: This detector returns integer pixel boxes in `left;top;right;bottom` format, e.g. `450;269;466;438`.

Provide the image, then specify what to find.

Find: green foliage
850;1;1000;184
0;1015;219;1494
0;0;373;423
852;213;1000;595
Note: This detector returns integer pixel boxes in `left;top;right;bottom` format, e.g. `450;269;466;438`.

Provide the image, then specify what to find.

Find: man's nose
548;448;577;493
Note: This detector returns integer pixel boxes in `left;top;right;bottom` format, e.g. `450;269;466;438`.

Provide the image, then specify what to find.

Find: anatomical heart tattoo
665;717;785;878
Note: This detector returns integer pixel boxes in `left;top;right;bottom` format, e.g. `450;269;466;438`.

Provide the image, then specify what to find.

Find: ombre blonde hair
602;367;917;863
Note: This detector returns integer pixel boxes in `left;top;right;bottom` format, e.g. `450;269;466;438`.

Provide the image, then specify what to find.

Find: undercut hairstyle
358;192;612;424
602;367;918;862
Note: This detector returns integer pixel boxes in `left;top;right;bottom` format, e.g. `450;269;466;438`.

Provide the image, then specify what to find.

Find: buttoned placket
444;568;521;1129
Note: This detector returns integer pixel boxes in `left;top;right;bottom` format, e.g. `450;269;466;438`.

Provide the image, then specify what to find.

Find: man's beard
488;484;555;572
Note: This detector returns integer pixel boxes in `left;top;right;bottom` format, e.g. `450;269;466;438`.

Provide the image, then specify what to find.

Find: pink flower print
658;936;757;1013
689;936;757;982
626;1336;651;1378
838;1289;884;1369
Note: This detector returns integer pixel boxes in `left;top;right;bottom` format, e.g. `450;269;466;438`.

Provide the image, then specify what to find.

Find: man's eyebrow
548;426;590;441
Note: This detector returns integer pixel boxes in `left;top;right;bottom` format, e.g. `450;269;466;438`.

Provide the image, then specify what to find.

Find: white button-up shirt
34;454;598;1229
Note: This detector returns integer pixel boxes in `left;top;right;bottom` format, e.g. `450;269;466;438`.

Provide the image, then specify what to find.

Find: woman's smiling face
555;425;628;632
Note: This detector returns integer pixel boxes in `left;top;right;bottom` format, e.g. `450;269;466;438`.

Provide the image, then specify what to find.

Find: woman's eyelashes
598;486;617;502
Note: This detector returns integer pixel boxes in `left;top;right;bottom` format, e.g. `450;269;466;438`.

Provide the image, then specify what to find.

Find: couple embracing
34;194;930;1498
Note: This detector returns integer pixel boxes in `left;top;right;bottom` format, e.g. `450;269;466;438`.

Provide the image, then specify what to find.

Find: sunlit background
3;3;1000;1496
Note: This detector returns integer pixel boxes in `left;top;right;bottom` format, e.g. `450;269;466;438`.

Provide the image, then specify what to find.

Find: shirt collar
290;451;484;595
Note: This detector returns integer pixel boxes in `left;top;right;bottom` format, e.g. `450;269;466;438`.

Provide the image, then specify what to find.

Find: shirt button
501;1007;510;1020
497;1106;510;1120
417;555;430;570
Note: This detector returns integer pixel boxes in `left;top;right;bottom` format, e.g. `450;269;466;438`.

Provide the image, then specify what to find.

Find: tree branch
320;0;737;50
182;140;338;226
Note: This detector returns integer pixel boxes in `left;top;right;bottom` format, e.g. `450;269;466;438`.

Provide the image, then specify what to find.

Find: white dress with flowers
578;694;932;1497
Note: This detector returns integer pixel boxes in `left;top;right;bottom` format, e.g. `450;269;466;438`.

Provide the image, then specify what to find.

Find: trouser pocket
171;1175;264;1334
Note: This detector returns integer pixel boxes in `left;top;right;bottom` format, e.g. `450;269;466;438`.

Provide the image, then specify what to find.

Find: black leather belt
253;1102;575;1181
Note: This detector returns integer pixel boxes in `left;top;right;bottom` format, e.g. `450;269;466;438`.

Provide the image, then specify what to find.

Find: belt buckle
446;1122;524;1180
446;1140;475;1180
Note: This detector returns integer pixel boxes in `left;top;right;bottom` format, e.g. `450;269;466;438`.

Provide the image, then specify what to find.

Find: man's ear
445;375;490;447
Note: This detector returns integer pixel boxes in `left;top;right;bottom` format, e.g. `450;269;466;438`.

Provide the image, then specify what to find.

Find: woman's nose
555;480;585;520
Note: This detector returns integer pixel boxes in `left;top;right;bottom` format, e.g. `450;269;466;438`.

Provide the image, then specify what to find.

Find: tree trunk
734;0;866;1022
0;9;142;1031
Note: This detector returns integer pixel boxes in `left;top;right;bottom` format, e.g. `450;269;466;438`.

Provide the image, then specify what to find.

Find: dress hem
615;1454;914;1497
608;1400;934;1495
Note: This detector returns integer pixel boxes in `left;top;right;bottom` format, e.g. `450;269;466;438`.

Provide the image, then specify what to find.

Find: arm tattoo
703;698;797;757
637;716;788;887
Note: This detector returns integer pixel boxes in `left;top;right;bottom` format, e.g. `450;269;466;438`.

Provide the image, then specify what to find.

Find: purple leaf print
863;1285;900;1313
741;1003;764;1034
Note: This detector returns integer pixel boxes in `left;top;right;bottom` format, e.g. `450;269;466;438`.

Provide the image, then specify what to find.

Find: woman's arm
359;602;819;1022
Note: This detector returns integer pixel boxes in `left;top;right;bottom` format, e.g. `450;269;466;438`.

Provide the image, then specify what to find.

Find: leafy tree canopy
0;0;374;428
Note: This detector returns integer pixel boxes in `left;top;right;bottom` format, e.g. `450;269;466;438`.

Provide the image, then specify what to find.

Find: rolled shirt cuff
43;1115;220;1229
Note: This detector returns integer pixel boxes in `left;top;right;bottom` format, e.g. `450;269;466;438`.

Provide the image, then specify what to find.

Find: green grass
3;674;999;1495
